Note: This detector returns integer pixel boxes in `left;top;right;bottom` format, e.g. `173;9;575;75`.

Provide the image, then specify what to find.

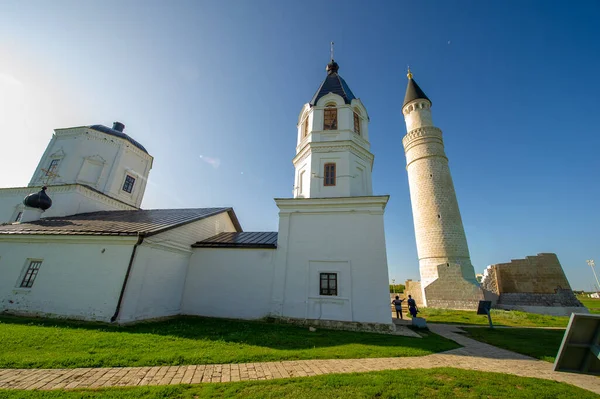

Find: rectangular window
20;260;43;288
320;273;338;296
354;112;361;135
46;159;60;175
122;175;135;193
323;107;337;130
324;163;336;186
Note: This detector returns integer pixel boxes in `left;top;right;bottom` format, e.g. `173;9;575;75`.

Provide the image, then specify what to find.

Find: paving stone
0;324;598;394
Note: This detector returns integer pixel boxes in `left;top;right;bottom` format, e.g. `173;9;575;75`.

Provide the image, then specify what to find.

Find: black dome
23;187;52;211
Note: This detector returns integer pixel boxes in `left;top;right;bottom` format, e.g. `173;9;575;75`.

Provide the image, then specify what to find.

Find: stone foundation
422;263;483;310
265;316;417;336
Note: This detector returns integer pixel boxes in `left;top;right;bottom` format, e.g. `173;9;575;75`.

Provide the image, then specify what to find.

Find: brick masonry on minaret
401;72;482;309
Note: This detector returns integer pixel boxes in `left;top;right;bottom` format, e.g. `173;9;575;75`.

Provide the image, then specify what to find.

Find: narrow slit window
20;260;43;288
303;117;309;138
353;112;361;135
122;175;135;193
323;105;337;130
320;273;338;296
324;163;336;186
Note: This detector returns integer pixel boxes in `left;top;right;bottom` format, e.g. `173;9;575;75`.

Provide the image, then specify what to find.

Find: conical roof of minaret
309;60;356;106
403;69;431;107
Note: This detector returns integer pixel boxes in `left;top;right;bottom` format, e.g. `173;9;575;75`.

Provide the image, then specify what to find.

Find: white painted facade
0;211;239;322
294;94;373;198
183;248;276;319
0;236;137;321
29;124;153;208
271;196;391;324
0;62;394;328
0;185;136;223
118;212;238;323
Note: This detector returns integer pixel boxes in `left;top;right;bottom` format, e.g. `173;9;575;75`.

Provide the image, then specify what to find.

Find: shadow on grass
0;314;456;352
462;327;565;362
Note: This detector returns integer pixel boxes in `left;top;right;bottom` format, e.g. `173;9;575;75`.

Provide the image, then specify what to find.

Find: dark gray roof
309;61;356;106
89;125;149;154
403;78;430;107
0;208;242;237
193;232;277;249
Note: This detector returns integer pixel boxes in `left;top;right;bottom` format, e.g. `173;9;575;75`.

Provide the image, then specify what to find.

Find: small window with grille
323;105;337;130
324;163;336;186
353;112;361;135
122;175;135;193
20;260;43;288
320;273;338;296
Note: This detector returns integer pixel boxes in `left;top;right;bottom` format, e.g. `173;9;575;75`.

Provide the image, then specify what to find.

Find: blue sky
1;1;598;290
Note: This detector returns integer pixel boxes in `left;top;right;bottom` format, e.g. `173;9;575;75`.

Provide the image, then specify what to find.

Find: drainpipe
110;233;145;323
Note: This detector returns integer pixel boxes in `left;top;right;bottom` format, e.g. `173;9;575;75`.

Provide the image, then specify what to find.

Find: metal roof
309;63;356;106
0;208;242;237
89;125;149;154
403;78;431;107
192;231;278;249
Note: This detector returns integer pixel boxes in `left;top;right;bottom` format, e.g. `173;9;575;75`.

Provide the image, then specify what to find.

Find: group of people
391;294;418;320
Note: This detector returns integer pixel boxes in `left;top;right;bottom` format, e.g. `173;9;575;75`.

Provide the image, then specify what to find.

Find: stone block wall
404;279;424;307
481;253;572;295
422;263;483;310
480;253;585;313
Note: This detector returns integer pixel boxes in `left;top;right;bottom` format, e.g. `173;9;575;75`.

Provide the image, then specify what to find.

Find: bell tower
293;59;373;198
270;55;391;326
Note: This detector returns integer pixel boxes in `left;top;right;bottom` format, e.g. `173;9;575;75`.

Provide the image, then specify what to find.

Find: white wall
183;248;275;319
272;196;391;325
117;211;239;322
0;185;136;223
28;126;153;208
0;236;136;321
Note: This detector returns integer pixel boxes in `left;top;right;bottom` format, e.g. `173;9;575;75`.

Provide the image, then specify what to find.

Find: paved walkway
0;324;598;394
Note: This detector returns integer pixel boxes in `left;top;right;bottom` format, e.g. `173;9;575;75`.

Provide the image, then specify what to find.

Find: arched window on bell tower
353;108;361;135
324;103;337;130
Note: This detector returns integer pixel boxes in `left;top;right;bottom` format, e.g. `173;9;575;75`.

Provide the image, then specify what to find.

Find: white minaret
293;59;373;198
401;69;481;308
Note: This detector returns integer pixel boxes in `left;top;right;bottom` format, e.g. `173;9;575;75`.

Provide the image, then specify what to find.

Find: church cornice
55;129;153;160
0;184;137;210
293;140;374;167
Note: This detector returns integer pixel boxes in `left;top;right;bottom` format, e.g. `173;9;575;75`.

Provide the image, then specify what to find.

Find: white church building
0;59;393;326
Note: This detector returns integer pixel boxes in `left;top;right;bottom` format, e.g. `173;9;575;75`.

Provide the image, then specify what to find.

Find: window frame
46;159;60;175
122;174;136;194
19;260;43;288
302;116;309;138
323;105;338;130
353;111;361;135
324;163;336;186
319;272;338;296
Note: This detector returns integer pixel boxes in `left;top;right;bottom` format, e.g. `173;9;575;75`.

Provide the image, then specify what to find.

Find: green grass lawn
0;368;594;399
577;295;600;314
406;308;570;327
0;315;459;369
463;327;565;362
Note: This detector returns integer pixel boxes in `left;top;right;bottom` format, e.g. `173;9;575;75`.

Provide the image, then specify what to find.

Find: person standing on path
407;295;418;318
391;295;404;319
